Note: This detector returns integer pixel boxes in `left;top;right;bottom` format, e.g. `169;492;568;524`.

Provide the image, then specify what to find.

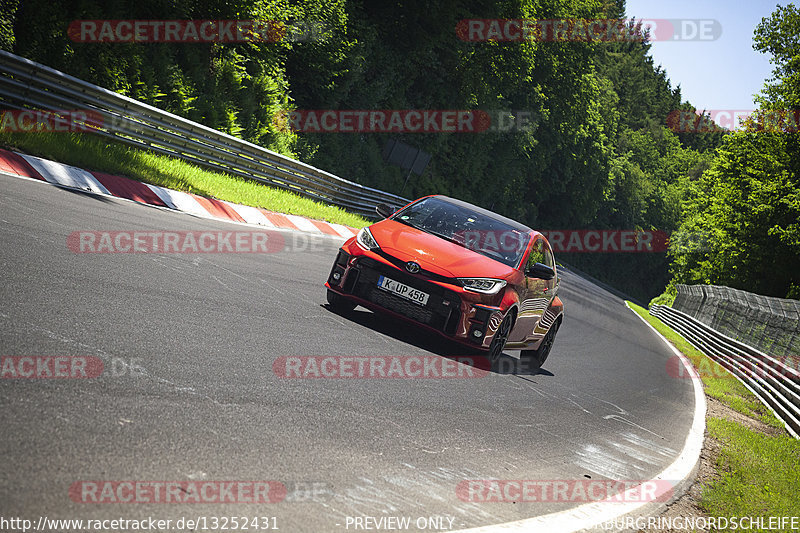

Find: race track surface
0;174;696;532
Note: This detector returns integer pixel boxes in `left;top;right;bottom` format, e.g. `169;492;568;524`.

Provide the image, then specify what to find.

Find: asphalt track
0;173;697;532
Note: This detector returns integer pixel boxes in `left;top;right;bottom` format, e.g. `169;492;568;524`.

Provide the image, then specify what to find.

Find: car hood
369;220;517;279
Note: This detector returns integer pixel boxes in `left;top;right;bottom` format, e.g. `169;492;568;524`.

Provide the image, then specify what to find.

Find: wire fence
650;304;800;438
673;284;800;363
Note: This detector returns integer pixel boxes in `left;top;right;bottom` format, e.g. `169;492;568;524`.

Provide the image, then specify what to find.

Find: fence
650;304;800;438
0;50;410;218
673;284;800;361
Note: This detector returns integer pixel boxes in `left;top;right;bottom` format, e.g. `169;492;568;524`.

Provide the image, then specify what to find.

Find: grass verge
0;130;371;229
702;418;800;519
628;301;799;526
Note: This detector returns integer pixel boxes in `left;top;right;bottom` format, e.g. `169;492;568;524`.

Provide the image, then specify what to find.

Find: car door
508;237;550;344
531;240;558;337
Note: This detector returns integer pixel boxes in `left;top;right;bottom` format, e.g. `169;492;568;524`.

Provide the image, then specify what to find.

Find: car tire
327;289;356;313
521;321;559;370
488;313;514;363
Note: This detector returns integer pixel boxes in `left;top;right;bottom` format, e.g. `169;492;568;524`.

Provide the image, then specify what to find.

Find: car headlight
459;278;507;294
356;227;380;250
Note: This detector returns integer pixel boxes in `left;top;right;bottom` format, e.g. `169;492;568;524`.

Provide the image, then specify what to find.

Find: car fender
500;288;520;320
550;295;564;323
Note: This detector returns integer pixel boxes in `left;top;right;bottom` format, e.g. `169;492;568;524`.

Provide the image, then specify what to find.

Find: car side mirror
376;203;396;219
525;262;555;280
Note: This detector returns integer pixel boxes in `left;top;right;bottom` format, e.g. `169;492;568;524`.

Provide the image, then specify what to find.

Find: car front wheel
326;289;356;313
521;321;559;370
488;313;514;363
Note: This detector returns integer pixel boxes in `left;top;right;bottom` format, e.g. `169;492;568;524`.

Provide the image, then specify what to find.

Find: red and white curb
0;147;706;533
0;147;359;240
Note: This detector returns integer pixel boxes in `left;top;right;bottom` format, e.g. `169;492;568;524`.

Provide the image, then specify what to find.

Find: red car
325;195;564;367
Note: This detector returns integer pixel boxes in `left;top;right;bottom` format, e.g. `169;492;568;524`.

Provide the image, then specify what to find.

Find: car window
393;197;530;268
543;245;554;268
527;238;545;269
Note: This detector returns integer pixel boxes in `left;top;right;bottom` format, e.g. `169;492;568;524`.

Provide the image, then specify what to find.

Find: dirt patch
705;396;785;437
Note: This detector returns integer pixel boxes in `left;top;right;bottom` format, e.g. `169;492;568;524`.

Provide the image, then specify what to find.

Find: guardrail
650;304;800;438
0;50;410;218
673;284;800;361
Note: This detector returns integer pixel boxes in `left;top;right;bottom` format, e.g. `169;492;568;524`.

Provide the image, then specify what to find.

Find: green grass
628;301;799;529
702;417;800;519
0;130;371;229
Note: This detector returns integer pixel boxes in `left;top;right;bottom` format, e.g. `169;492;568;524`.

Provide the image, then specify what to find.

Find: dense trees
669;3;800;299
2;0;796;300
5;0;328;155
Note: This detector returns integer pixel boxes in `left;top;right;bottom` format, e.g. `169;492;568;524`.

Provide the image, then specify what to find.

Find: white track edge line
448;303;706;533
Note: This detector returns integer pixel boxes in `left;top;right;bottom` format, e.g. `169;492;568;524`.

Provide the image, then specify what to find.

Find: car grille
369;288;434;324
349;257;461;334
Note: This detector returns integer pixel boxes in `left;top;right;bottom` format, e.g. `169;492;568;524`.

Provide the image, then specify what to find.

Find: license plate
377;275;430;306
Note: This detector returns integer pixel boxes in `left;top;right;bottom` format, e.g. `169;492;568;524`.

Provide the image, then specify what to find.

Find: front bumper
326;249;503;350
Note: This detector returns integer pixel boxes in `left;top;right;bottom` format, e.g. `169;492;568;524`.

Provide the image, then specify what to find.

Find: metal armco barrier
0;50;409;218
673;283;800;360
650;304;800;438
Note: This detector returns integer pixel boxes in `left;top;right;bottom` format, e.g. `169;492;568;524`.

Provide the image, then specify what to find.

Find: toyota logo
406;261;421;274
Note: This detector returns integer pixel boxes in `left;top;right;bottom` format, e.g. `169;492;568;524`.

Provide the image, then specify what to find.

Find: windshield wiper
425;229;469;248
395;218;422;231
396;219;467;247
396;218;475;250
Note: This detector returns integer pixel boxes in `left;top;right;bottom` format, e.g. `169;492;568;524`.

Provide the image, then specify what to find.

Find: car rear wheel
521;321;559;370
488;313;514;363
327;289;356;313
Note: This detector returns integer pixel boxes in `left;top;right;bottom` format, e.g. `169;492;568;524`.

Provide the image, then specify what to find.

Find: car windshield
392;197;530;268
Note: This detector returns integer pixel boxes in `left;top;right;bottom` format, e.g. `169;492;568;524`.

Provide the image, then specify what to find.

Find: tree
668;3;800;299
9;0;312;154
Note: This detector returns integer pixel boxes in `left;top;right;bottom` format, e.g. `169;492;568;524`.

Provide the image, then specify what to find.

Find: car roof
423;195;535;234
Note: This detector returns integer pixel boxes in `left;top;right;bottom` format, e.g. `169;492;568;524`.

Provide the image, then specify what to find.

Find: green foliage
668;3;800;299
8;0;340;155
648;284;675;307
669;131;800;297
288;0;619;228
754;3;800;109
10;0;795;300
0;0;19;51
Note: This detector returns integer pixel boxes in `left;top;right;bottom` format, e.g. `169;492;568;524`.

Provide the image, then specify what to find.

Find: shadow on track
322;303;555;377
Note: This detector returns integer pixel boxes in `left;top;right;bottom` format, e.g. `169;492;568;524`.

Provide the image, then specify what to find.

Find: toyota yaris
325;195;564;367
